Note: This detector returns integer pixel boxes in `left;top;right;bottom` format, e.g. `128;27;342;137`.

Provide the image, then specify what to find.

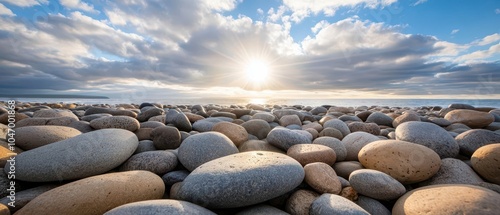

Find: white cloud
257;8;263;15
59;0;97;13
0;3;14;16
311;20;330;34
495;8;500;14
451;29;459;34
456;43;500;63
203;0;237;11
413;0;428;6
471;33;500;46
0;0;47;7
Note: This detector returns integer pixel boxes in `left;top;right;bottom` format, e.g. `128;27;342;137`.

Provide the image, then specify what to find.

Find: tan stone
134;128;153;141
287;144;337;166
445;109;494;128
90;116;140;132
14;126;82;150
285;189;320;215
0;113;29;125
471;143;500;185
212;121;249;147
393;184;500;215
340;187;358;201
16;171;165;215
304;162;342;194
358;140;441;184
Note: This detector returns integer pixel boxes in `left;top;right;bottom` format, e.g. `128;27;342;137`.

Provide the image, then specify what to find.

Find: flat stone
135;140;156;154
192;118;221;132
318;127;344;139
162;170;190;186
455;129;500;156
251;112;276;122
365;112;393;127
392;184;500;215
333;161;364;179
120;150;178;175
140;121;166;129
105;199;216;215
84;107;137;118
310;193;370;215
323;119;350;137
279;114;302;127
177;151;304;208
90;116;140;132
81;113;112;122
358;140;441;184
137;107;164;122
33;109;78;120
428;117;452;127
287;144;336;166
396;121;459;158
392;112;420;128
211;111;237;119
178;132;238;171
355;196;391;215
342;132;380;161
418;158;483;186
347;122;380;135
272;109;305;121
349;169;406;200
14;125;81;150
240;119;271;140
286;189;320;215
7;129;138;182
339;115;363;122
212;121;249;147
313;136;347;161
238;140;284;153
236;204;289;215
16;171;164;215
471;143;500;184
445;109;495;128
304;162;342;194
268;127;312;151
151;126;181;150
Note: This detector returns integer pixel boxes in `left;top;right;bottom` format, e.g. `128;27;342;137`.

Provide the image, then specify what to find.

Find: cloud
413;0;428;6
451;29;459;34
496;8;500;14
0;3;14;16
471;33;500;46
0;0;47;7
59;0;97;13
455;43;500;63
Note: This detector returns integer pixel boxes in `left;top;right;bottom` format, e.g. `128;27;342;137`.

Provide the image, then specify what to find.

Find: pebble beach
1;101;500;215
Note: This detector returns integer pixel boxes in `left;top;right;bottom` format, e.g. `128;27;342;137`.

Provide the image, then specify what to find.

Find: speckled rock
251;112;276;122
304;162;342;194
177;151;304;208
241;119;271;140
471;144;500;184
273;109;305;121
392;184;500;215
358;140;441;184
236;204;288;215
16;171;165;215
120;151;178;175
7;129;138;182
347;122;380;135
287;144;336;166
162;170;190;186
33;109;78;120
310;193;369;215
455;129;500;156
137;107;164;122
323;119;350;137
268;128;312;151
238;140;284;153
90;116;140;131
318;127;343;139
313;137;347;161
342;132;380;161
286;189;320;215
355;196;391;215
392;112;421;128
395;121;459;158
178;132;238;171
212;122;249;147
151;126;181;150
81;113;113;122
418;158;483;186
105;199;216;215
16;117;77;128
0;184;58;214
349;169;406;200
445;109;494;128
14;126;81;150
173;112;193;132
279;115;302;127
365;112;393;127
135;140;156;154
192;118;221;132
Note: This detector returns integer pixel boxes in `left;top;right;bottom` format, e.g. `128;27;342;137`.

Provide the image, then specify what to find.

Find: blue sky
0;0;499;100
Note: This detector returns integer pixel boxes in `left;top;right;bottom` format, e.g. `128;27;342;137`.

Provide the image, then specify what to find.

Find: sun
244;59;270;84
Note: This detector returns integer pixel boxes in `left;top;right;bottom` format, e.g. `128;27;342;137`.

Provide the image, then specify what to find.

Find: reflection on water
248;98;267;105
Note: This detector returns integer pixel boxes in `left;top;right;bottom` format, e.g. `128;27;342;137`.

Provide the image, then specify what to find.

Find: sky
0;0;499;101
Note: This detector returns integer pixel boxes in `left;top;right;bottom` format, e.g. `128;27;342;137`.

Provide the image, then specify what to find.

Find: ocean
2;97;500;108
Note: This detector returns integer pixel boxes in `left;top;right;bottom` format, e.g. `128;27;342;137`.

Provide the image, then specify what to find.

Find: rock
323;119;350;137
151;126;181;150
240;119;271;140
449;103;475;109
313;137;347;161
16;171;164;215
395;121;459;158
120;151;178;175
428;117;452;127
339;115;363;122
349;169;406;200
178;132;238;171
418;158;483;186
333;161;364;179
355;196;391;215
392;184;500;215
302;122;323;132
340;187;359;201
231;109;252;119
392;112;420;128
286;189;320;215
310;193;370;215
105;199;216;215
342;132;380;161
81;113;113;122
135;140;156;154
318;127;344;139
471;144;500;184
173;112;193;132
304;162;342;194
358;140;441;184
212;122;249;147
0;184;58;213
445;109;494;128
365;112;393;127
287;144;336;166
192;118;220;132
347;122;380;135
211;111;237;119
251;112;276;122
238;140;283;153
137;107;164;122
268;128;312;151
0;113;29;125
84;107;137;118
33;109;78;120
177;151;304;208
7;129;138;182
90;116;140;132
279;115;302;127
235;204;288;215
15;117;77;128
14;126;81;150
68;120;93;133
455;129;500;156
134;128;153;140
273;109;305;121
162;170;190;186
